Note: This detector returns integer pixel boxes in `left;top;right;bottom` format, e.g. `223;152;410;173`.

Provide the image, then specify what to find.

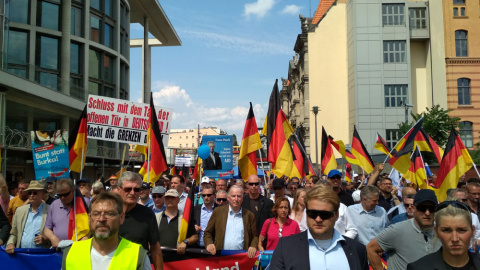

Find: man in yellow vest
62;192;151;269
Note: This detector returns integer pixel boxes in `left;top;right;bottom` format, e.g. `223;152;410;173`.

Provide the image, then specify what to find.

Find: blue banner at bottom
0;246;62;269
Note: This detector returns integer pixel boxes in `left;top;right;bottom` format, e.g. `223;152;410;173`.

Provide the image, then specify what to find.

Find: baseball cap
141;182;151;189
108;175;118;181
152;186;166;194
272;179;285;189
165;189;179;197
352;173;359;178
45;176;57;183
327;170;342;178
77;178;90;184
352;190;361;203
414;189;438;205
201;176;210;184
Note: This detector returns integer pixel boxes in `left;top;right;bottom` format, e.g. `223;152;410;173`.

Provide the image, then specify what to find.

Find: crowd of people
0;163;480;269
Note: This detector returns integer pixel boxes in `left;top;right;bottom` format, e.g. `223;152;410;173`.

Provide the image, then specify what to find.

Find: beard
92;223;118;241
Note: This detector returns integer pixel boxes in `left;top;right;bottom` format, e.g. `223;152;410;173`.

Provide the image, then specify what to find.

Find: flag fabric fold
374;132;391;157
402;146;428;189
435;128;474;202
330;139;361;166
388;118;424;174
178;179;196;244
262;80;295;178
345;163;352;182
291;130;315;178
192;157;202;186
69;105;88;173
321;127;337;175
238;103;262;181
416;129;444;164
68;187;89;241
351;126;374;174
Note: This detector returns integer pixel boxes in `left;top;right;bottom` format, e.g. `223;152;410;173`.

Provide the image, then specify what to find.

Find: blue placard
31;130;70;179
201;135;233;178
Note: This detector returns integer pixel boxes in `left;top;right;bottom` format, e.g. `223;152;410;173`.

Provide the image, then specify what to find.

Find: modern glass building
0;0;180;181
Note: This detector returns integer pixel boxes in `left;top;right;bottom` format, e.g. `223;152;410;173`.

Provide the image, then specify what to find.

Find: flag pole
119;144;127;179
74;147;85;241
147;136;151;184
416;146;429;188
472;163;480;178
257;147;267;186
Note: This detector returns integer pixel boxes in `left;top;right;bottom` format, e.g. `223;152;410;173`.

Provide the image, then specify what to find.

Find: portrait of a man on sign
200;135;233;178
202;141;222;170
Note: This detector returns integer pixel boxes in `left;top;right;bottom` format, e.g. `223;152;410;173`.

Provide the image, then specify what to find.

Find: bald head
247;175;260;198
402;187;416;197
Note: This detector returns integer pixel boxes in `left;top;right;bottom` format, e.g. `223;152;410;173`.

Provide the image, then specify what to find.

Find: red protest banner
164;253;257;270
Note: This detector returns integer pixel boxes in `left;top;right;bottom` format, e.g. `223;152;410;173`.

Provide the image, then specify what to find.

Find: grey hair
57;178;74;191
118;171;142;187
316;179;333;189
228;184;244;196
447;188;467;200
360;185;380;200
216;190;227;196
92;182;104;193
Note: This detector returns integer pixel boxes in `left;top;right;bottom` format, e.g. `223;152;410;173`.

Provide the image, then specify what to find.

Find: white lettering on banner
195;262;240;270
37;156;59;165
86;94;173;145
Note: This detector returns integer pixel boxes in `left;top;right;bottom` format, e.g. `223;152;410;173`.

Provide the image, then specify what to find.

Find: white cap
352;190;361;203
353;173;359;178
201;176;210;184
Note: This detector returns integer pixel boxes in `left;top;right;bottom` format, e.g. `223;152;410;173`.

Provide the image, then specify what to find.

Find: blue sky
129;0;319;139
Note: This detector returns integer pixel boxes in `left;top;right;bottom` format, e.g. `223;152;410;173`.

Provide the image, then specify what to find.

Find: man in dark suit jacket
202;141;222;170
242;175;273;235
193;184;218;247
270;185;368;270
203;185;258;258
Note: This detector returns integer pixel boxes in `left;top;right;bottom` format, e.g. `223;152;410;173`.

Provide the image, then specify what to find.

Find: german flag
141;93;168;185
351;126;374;174
238;103;262;181
69;105;88;173
345;163;352;182
178;179;195;244
68;187;89;241
170;166;176;176
403;146;428;189
415;129;444;164
192;157;202;186
388;118;424;174
262;80;294;178
331;139;361;166
374;132;391;157
291;130;315;178
434;128;473;201
321;127;337;175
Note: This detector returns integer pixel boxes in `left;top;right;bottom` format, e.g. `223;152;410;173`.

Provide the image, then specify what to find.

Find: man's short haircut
404;194;416;200
57;178;74;190
448;188;467;199
305;185;340;212
118;171;142;187
217;179;226;185
310;175;320;184
216;189;227;196
457;182;467;189
467;178;480;184
287;182;298;188
172;174;185;184
380;173;389;179
19;179;30;186
379;178;392;185
291;177;300;182
89;192;123;215
467;181;480;190
228;184;243;196
360;185;380;200
207;141;215;146
92;182;104;193
202;183;214;192
316;179;333;189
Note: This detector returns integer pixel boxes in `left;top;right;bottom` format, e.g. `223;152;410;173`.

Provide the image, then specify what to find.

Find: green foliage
232;134;239;146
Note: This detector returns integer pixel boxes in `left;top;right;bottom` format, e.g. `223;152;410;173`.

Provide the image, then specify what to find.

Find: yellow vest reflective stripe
65;237;140;270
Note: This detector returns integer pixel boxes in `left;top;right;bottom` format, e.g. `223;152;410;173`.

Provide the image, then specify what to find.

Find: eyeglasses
288;187;297;190
306;209;335;220
248;182;260;186
28;191;39;196
90;211;119;220
57;190;72;198
202;194;213;197
152;195;164;199
122;187;141;193
404;203;413;208
278;228;283;238
216;198;227;202
436;200;470;212
415;204;436;213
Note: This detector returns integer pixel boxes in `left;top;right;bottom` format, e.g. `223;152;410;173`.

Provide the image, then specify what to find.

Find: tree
232;134;239;146
398;105;460;148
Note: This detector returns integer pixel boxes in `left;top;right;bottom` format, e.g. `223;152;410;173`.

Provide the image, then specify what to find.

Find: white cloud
182;29;291;55
281;5;301;15
150;82;266;137
243;0;276;19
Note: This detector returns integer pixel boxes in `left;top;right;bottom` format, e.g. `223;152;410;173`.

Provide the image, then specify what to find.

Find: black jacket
407;248;480;270
202;152;222;170
241;194;274;235
270;231;368;270
193;203;219;226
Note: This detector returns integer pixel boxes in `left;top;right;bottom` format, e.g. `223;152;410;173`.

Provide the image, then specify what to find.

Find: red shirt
260;217;300;250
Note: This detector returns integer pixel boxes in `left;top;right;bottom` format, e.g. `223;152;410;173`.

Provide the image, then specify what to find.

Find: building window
90;15;101;43
120;62;128;99
36;35;59;90
70;43;83;99
455;30;468;57
386;130;400;149
459;121;473;148
409;8;426;29
37;0;60;30
383;41;406;63
7;0;30;24
382;4;405;26
71;6;83;37
104;23;114;48
453;0;465;3
89;49;116;97
7;30;29;78
384;85;407;107
458;78;471;105
90;0;116;48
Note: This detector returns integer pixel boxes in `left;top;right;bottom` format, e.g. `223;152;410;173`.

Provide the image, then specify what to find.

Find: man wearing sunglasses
242;175;274;236
114;171;163;270
215;190;228;206
328;170;354;206
390;194;415;225
270;185;368;269
193;184;217;248
367;189;441;270
5;181;50;253
151;186;166;214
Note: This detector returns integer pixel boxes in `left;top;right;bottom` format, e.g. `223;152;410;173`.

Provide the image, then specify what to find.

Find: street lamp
312;106;319;175
401;102;413;122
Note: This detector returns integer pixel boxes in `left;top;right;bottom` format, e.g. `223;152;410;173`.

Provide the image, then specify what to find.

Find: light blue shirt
152;204;166;214
178;192;188;212
307;229;350;270
143;197;154;209
347;204;388;246
223;206;244;250
198;203;215;247
20;203;44;248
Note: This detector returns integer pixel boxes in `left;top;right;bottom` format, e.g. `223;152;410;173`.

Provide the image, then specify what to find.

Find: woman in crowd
289;188;307;232
407;200;480;269
258;197;300;252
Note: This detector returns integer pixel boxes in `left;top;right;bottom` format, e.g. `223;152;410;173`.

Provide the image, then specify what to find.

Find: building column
0;91;6;177
60;0;71;95
142;17;150;104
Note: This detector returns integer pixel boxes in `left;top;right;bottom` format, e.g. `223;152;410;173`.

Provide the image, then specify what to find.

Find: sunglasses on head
122;187;141;193
202;194;213;197
57;190;72;198
415;204;436;213
306;209;335;220
152;194;164;199
248;182;260;186
28;191;39;196
216;198;227;202
436;200;470;212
